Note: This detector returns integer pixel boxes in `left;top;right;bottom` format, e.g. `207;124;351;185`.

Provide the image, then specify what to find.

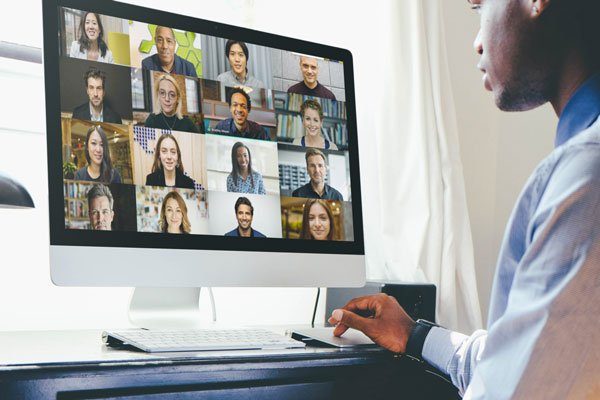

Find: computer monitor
43;0;365;328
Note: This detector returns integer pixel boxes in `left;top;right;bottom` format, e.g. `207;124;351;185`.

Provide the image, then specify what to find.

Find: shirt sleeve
427;145;600;399
226;174;234;192
422;327;487;397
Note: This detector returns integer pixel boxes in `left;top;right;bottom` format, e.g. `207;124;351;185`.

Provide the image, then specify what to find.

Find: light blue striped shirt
423;73;600;398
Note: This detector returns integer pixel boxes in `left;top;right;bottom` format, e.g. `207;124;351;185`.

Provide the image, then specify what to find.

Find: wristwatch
404;319;439;362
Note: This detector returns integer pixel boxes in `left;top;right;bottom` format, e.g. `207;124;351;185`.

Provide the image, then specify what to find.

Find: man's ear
531;0;551;18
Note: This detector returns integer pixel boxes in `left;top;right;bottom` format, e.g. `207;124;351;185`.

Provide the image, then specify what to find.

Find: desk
0;330;460;399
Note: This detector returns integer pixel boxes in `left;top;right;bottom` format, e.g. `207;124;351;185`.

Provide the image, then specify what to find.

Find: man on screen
87;184;114;231
72;68;122;124
141;26;197;77
224;196;266;238
287;56;336;100
292;148;343;201
213;88;270;141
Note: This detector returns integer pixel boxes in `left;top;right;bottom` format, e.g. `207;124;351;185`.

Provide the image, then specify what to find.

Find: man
141;26;197;77
87;184;114;231
212;88;270;140
287;56;336;100
292;148;343;201
72;68;122;124
330;0;600;398
224;197;266;238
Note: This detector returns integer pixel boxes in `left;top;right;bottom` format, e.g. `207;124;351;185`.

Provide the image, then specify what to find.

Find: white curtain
365;0;482;333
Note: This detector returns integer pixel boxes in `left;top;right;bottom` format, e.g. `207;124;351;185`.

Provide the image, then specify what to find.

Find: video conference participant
145;133;195;189
300;199;335;241
141;26;197;77
74;125;122;183
144;74;199;133
69;12;114;63
224;196;266;237
292;99;338;150
287;56;336;100
216;40;265;89
213;88;270;140
72;68;122;123
292;148;342;200
227;142;266;195
87;184;114;231
159;191;191;234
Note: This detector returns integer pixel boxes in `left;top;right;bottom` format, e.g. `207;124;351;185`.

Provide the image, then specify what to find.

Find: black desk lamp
0;172;34;208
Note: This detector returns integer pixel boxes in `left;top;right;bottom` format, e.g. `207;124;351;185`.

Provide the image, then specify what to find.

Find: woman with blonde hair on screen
292;99;338;150
144;74;199;133
159;191;191;234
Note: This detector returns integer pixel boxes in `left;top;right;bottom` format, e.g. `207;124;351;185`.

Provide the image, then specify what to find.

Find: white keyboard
103;328;306;353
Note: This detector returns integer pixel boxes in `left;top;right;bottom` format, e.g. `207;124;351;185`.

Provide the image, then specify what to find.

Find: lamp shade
0;172;34;208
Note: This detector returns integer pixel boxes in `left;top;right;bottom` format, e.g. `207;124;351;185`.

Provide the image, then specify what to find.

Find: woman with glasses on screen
292;99;338;150
159;191;191;234
300;199;335;241
74;125;122;183
69;12;114;64
226;142;266;195
217;40;264;90
145;133;196;189
144;74;199;133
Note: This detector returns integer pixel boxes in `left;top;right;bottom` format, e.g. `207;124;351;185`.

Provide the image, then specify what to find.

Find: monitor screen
45;0;363;258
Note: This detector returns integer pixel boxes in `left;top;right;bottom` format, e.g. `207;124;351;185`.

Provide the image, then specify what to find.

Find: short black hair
227;87;252;112
234;196;253;215
225;40;249;61
84;67;106;88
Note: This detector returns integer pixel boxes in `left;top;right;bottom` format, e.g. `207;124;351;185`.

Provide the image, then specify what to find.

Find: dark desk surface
0;329;460;399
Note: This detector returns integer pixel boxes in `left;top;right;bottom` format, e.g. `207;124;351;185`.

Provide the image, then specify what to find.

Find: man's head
84;68;106;108
299;56;319;87
154;26;177;68
234;196;254;232
305;148;327;186
228;87;251;126
469;0;600;112
87;184;114;231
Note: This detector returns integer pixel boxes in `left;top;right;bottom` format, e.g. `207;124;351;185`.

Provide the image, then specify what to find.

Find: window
185;77;199;114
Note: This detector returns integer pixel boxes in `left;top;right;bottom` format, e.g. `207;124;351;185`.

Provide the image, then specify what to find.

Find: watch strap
404;319;438;362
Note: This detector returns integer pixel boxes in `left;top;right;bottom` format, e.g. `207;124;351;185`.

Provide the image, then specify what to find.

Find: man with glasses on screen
87;184;114;231
72;68;122;124
330;0;600;398
141;26;197;78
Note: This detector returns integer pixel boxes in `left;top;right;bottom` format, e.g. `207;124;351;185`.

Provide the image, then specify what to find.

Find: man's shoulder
315;83;336;99
176;55;197;76
252;229;266;238
287;81;305;93
224;228;238;237
326;184;344;200
72;103;89;118
214;118;232;129
141;54;158;69
292;182;310;197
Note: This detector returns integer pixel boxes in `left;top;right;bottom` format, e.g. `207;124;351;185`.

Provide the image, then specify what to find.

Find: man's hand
328;293;416;354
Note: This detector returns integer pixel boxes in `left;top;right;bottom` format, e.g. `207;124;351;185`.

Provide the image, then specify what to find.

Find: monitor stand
128;287;215;330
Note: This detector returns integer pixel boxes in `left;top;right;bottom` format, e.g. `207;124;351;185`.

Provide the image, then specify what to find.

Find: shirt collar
89;102;103;122
556;73;600;147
